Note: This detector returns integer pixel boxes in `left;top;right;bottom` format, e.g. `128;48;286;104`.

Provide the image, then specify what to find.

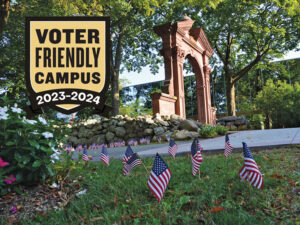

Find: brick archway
151;16;216;124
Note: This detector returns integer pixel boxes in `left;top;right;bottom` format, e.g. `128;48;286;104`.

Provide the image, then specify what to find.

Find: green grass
10;149;300;224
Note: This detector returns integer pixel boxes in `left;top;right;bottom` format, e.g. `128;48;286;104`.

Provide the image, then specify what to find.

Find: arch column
172;46;186;119
195;68;207;123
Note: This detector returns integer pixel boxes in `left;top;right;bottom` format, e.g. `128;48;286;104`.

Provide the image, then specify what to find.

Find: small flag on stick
122;145;134;164
100;146;109;166
191;138;203;176
157;136;161;143
123;153;142;176
168;139;178;158
239;142;263;189
82;146;88;162
224;134;233;158
147;153;171;202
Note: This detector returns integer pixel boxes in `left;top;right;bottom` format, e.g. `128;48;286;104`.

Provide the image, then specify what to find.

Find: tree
68;0;167;116
180;0;299;115
255;79;300;128
0;0;10;37
0;0;68;98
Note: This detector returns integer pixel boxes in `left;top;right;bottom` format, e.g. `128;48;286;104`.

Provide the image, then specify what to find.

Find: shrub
199;124;229;138
199;125;218;138
255;80;300;128
215;124;229;135
0;97;67;195
248;114;265;130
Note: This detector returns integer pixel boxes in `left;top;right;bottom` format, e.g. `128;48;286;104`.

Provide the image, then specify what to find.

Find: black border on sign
25;16;110;114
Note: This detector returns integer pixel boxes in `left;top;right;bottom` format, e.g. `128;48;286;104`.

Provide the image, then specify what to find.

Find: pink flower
5;174;16;184
10;206;17;214
0;157;9;167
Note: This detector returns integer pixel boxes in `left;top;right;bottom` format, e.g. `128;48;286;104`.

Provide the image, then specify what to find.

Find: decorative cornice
189;28;214;57
182;36;204;55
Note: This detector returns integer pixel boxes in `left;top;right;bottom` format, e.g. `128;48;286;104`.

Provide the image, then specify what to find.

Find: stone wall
67;114;202;146
217;116;248;129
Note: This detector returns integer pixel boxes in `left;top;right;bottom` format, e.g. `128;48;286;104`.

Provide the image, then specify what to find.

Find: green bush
255;80;300;128
199;124;228;138
215;124;229;135
0;97;67;195
248;114;265;130
199;124;218;138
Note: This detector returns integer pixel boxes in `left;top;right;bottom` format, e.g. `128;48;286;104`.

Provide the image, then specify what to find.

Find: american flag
224;134;233;158
76;144;83;151
239;142;263;189
140;137;145;144
113;141;119;148
97;143;104;149
123;153;142;176
82;146;89;162
157;136;161;143
166;136;170;142
146;137;151;145
197;138;203;152
121;140;125;146
109;142;114;148
191;138;203;176
65;145;74;152
122;145;134;163
168;139;178;158
147;153;171;202
100;146;109;166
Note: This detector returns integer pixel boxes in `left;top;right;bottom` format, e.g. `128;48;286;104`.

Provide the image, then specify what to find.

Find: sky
120;49;300;87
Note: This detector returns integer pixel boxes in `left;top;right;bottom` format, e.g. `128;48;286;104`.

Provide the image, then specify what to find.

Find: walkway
72;128;300;160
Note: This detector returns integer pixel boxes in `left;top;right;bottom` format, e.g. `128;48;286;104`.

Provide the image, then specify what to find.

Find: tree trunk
111;31;124;116
226;76;236;116
0;0;10;37
135;86;142;114
111;70;120;115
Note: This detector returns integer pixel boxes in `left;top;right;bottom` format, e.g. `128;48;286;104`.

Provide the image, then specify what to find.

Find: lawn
2;148;300;224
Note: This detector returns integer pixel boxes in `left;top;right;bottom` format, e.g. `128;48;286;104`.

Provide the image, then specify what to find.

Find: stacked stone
67;114;202;146
217;116;248;129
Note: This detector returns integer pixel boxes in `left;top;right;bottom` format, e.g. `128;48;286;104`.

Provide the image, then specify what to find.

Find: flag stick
198;169;201;180
141;161;150;174
248;180;251;194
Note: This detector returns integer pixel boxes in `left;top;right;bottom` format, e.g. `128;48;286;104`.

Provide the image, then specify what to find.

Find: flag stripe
239;142;263;189
147;154;171;202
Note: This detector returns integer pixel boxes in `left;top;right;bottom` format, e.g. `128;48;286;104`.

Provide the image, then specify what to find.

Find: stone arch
185;54;207;123
151;16;217;124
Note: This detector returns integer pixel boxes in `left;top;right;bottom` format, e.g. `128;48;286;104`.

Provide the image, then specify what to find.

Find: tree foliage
178;0;300;115
0;0;68;98
66;0;168;116
255;79;300;128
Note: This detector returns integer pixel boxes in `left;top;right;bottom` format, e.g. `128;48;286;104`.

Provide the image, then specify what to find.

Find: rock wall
67;114;202;146
217;116;248;129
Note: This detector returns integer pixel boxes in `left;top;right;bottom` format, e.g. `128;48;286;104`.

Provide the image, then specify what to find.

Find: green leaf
5;141;15;146
28;140;40;149
32;161;41;167
46;166;54;177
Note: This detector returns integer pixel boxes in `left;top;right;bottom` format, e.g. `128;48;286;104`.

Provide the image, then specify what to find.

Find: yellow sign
25;17;110;115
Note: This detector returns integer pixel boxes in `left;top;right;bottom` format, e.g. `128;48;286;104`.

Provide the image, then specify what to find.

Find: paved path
73;128;300;161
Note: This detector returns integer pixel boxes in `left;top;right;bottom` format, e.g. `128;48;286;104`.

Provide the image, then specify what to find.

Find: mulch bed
0;178;84;224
